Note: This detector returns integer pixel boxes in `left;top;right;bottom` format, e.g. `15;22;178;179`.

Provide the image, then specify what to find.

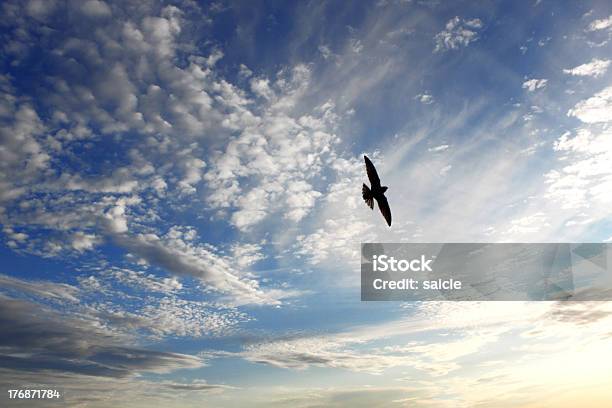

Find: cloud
203;70;339;231
91;295;249;339
230;385;440;408
238;64;253;79
232;242;265;268
439;164;452;176
546;301;612;325
24;0;57;21
567;85;612;123
230;325;500;376
318;44;333;59
80;0;112;19
0;98;47;204
159;380;235;391
434;17;482;52
0;1;307;308
205;301;611;376
428;144;449;152
110;229;289;306
0;279;236;404
545;126;612;210
587;15;612;31
202;301;612;406
522;78;548;91
416;93;434;104
74;263;252;340
0;372;233;407
506;211;550;234
70;231;102;252
0;274;80;303
563;58;610;77
1;267;247;344
101;267;183;294
0;294;203;378
293;155;376;266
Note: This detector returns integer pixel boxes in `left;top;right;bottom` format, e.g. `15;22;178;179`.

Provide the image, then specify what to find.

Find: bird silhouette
362;155;392;227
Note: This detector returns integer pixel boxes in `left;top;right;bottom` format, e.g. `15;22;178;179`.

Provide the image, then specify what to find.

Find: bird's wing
376;195;392;227
362;183;374;209
364;155;381;188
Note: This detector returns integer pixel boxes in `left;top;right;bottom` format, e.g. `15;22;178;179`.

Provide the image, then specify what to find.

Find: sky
1;0;612;406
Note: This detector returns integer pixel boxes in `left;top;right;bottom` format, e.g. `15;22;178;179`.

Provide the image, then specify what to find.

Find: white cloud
416;93;434;104
285;180;322;222
428;144;449;152
102;201;131;234
587;15;612;31
563;58;610;77
545;127;612;210
567;85;612;123
434;17;483;52
105;267;183;293
293;156;376;266
522;78;548;91
71;231;101;252
506;211;550;234
0;101;47;204
204;70;339;231
250;78;275;100
178;157;206;195
93;295;248;339
238;64;253;79
232;243;265;268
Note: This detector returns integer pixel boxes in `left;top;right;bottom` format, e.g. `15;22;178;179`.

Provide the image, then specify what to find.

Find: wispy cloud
563;58;611;77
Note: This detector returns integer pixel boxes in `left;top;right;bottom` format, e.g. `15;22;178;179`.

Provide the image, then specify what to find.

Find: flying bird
362;155;392;227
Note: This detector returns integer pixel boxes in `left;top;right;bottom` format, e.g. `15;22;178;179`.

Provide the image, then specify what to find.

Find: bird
362;155;392;227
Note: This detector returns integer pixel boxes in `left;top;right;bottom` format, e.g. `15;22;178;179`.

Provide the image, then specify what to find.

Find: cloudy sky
1;0;612;406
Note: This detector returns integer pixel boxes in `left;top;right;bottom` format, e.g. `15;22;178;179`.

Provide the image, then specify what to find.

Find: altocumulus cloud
434;16;483;52
0;0;320;306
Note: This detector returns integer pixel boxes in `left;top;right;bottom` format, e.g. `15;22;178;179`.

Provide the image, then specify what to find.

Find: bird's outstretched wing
362;183;374;209
364;155;381;188
376;195;392;227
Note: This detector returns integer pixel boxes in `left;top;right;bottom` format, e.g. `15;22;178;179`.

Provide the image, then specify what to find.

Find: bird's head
381;186;388;193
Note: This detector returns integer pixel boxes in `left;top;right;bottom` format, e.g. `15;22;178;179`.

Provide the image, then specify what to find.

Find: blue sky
1;0;612;406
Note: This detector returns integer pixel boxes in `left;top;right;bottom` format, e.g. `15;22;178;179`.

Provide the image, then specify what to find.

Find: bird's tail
362;184;374;209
